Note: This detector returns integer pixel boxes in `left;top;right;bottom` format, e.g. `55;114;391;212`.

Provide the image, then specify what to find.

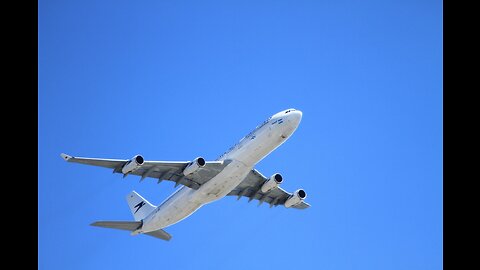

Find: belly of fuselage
195;159;251;202
142;160;251;231
142;124;287;232
141;187;199;231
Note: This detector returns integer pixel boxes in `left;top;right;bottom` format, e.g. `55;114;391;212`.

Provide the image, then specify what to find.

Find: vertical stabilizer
126;191;156;221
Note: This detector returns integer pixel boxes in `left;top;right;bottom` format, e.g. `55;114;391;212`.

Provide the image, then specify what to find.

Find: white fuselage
138;109;302;233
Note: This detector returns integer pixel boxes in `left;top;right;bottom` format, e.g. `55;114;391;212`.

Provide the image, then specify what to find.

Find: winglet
60;153;73;161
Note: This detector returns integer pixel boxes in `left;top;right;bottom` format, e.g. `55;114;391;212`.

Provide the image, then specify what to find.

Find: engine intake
284;189;307;208
183;157;206;175
261;173;283;193
121;155;144;174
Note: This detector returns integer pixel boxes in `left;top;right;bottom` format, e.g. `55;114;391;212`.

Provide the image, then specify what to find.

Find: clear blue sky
39;0;442;269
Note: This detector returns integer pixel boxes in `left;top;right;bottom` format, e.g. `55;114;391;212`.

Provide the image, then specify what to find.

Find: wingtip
90;221;105;227
60;153;73;161
302;202;311;209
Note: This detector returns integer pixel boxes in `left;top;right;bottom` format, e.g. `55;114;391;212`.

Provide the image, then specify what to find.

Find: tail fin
126;191;156;221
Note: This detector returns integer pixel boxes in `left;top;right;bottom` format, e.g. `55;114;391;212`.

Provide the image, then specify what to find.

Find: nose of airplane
281;110;302;138
288;110;302;126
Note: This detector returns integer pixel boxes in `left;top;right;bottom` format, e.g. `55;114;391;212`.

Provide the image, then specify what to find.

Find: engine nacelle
284;189;307;208
261;173;283;193
183;157;206;176
121;155;144;174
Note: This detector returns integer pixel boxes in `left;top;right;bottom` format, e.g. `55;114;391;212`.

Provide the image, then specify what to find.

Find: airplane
60;108;309;241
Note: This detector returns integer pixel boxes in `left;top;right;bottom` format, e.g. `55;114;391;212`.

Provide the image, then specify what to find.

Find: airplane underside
62;109;309;241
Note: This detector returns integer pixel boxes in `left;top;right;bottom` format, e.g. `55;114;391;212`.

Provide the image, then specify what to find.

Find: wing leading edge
60;154;310;209
60;153;229;190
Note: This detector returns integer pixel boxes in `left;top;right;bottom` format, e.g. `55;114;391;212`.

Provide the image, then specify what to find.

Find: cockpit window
285;109;296;114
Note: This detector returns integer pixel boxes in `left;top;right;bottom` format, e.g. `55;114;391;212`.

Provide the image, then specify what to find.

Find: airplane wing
227;169;310;209
60;153;230;190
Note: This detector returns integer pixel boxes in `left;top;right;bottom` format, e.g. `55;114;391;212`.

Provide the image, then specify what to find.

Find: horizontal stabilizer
91;221;172;241
145;229;172;241
91;221;141;231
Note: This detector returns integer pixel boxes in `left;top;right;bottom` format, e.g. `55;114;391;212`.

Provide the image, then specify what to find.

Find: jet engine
284;189;307;208
183;157;206;175
121;155;144;174
261;173;283;193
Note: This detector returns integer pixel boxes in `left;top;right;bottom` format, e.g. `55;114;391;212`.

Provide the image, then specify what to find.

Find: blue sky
39;0;442;269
